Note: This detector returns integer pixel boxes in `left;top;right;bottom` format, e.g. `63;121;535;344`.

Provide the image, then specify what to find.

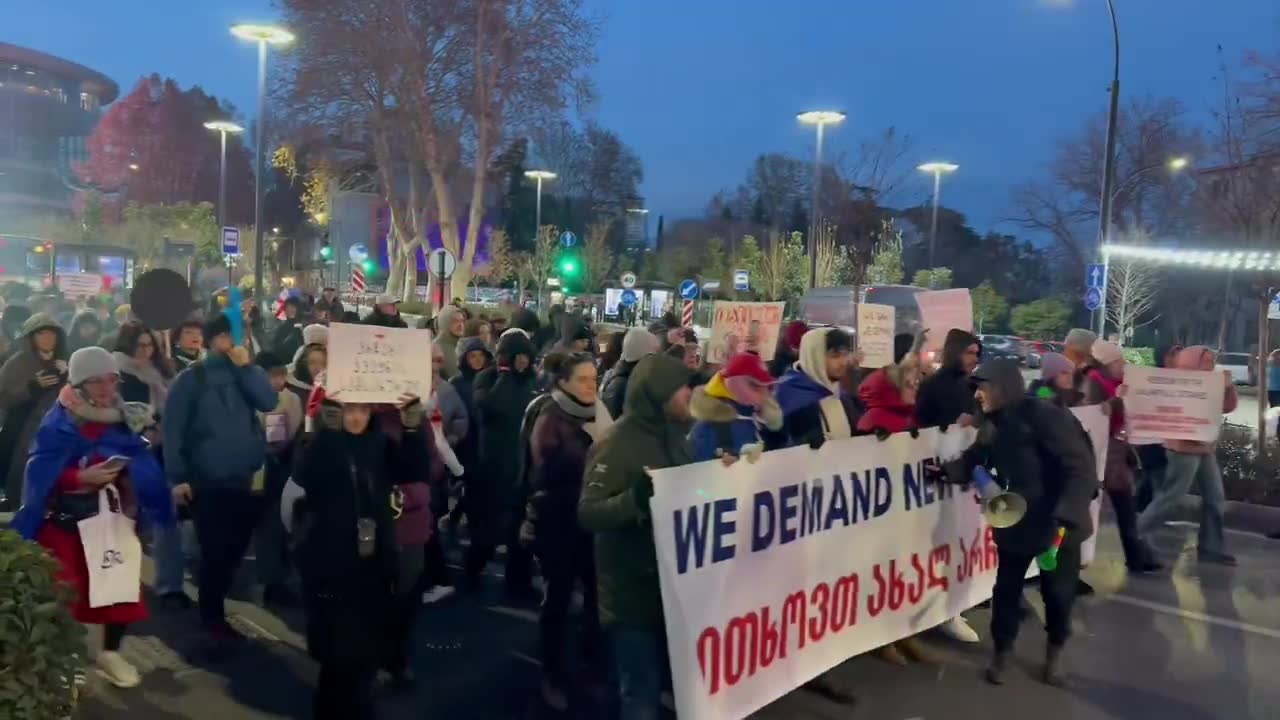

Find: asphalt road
72;519;1280;720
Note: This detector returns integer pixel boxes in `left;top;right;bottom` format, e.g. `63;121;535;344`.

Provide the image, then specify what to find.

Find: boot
1042;644;1066;687
985;650;1010;686
874;643;909;666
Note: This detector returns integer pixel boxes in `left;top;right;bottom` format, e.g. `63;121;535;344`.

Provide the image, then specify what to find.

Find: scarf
113;351;169;408
58;384;155;434
552;388;597;420
1087;368;1125;434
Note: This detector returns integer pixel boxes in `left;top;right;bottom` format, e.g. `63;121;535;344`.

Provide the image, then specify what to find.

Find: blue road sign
733;269;749;292
222;226;240;255
561;230;577;248
1084;286;1102;311
679;279;699;300
1086;263;1106;290
620;289;638;307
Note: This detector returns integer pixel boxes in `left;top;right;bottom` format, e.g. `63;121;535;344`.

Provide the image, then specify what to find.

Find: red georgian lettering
724;611;760;687
868;563;887;617
928;544;951;591
887;559;906;611
781;591;807;655
758;606;781;668
808;582;830;643
907;552;926;605
697;627;721;695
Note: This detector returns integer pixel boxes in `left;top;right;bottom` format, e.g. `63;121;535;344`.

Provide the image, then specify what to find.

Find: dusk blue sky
9;1;1278;236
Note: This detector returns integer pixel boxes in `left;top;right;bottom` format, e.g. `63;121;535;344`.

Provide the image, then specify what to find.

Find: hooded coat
365;306;408;329
272;304;306;362
434;305;465;380
964;358;1098;552
579;353;695;628
470;331;539;541
66;311;103;354
450;336;491;473
915;329;981;429
0;314;67;505
555;314;594;355
772;328;861;448
857;367;917;435
1165;345;1237;456
688;374;783;462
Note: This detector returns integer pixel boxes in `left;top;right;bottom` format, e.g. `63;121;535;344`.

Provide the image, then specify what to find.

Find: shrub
1217;424;1280;505
0;529;86;719
1122;346;1154;367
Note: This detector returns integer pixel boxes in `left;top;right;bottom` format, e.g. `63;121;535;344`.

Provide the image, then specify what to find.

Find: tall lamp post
1094;0;1121;336
231;23;294;299
524;170;557;240
917;162;959;268
797;110;846;290
204;120;245;285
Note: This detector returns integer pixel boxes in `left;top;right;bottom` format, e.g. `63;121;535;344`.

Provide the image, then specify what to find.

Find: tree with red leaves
76;74;254;224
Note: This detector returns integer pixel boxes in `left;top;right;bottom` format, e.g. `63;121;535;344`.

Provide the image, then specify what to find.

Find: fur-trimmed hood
689;384;783;431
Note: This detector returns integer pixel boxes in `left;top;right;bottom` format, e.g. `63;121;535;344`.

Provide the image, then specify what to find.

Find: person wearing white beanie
600;328;660;420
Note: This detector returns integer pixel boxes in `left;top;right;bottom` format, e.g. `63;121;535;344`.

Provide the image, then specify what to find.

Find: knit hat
721;352;775;385
621;328;661;362
1092;339;1124;366
1039;352;1074;380
301;323;329;346
255;350;286;371
1064;328;1098;355
204;312;232;344
69;346;119;386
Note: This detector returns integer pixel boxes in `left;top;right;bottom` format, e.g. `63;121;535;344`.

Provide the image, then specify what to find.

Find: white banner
58;272;104;297
325;322;433;404
708;301;785;364
650;428;994;719
1123;366;1226;443
915;288;972;352
856;303;895;368
1071;406;1107;566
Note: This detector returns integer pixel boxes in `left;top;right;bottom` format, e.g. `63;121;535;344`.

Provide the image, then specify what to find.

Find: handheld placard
227;286;244;346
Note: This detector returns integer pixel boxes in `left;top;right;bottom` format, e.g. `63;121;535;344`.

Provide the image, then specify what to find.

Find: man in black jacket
967;359;1098;687
915;328;980;429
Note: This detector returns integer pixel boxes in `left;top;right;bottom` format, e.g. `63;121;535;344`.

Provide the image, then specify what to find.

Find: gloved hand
399;394;424;429
908;427;919;439
634;470;654;511
874;428;892;442
808;433;826;450
740;443;764;464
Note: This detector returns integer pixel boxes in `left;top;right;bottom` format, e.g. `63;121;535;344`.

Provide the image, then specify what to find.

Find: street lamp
204;120;245;285
231;22;294;297
524;170;557;240
797;110;846;290
917;162;959;268
1093;0;1121;336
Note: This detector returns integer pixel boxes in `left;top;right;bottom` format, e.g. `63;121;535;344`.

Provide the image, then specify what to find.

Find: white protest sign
58;272;104;297
915;288;973;352
856;303;895;368
325;322;433;404
650;428;997;720
708;301;785;365
1070;405;1107;565
1123;366;1226;443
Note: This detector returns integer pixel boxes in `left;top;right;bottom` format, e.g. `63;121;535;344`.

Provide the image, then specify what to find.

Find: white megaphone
973;466;1026;529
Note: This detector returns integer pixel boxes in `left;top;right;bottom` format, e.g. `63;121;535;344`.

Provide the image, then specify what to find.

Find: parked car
1217;351;1256;385
1023;340;1065;368
979;334;1027;364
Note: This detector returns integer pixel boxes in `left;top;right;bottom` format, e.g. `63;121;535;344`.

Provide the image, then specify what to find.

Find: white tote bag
78;486;143;608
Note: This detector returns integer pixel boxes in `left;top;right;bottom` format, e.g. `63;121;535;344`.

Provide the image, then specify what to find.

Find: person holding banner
688;353;783;463
772;327;860;449
1135;346;1238;566
578;353;695;720
915;328;981;430
965;358;1098;686
14;347;175;689
1083;341;1161;574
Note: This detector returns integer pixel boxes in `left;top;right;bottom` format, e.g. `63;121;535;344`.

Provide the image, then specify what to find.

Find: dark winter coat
365;308;408;329
471;332;539;533
0;314;67;505
450;338;491;474
964;359;1098;553
579;353;695;629
915;329;981;429
272;317;305;362
523;400;595;554
66;311;103;354
600;359;637;420
770;367;862;449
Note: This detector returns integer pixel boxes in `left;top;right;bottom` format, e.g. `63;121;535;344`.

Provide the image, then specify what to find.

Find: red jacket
856;368;916;435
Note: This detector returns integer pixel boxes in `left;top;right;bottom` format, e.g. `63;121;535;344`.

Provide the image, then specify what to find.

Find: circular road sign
620;289;638;307
1084;286;1102;311
429;247;457;279
621;271;637;289
561;230;577;248
679;279;699;300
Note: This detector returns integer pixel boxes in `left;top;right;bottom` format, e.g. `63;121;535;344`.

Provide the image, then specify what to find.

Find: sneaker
421;585;457;605
97;651;141;689
937;616;980;643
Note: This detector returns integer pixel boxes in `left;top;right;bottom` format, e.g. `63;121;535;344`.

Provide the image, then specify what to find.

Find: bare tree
1106;256;1160;343
481;228;514;285
515;224;559;303
583;220;615;292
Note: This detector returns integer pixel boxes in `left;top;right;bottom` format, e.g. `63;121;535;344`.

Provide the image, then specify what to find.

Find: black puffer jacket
450;336;491;472
965;359;1098;553
472;332;539;499
601;359;637;420
915;329;981;429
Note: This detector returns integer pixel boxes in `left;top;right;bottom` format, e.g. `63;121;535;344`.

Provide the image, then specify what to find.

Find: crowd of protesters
0;279;1242;719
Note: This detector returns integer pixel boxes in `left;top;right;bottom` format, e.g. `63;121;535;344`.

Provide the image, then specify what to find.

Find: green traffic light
320;245;333;259
362;259;376;273
560;259;577;274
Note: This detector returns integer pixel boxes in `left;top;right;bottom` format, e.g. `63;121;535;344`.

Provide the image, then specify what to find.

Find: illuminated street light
232;21;293;300
203;120;244;135
204;120;245;285
1167;156;1190;171
918;162;960;267
128;163;139;171
524;170;557;238
797;110;847;289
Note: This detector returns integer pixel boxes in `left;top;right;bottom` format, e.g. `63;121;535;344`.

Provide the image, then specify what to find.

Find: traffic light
361;258;376;274
557;247;582;293
559;256;578;276
320;240;333;263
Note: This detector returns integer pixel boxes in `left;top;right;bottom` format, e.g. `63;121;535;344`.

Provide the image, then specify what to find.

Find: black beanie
204;312;232;345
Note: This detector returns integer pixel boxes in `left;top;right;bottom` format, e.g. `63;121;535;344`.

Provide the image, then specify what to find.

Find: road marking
1106;593;1280;640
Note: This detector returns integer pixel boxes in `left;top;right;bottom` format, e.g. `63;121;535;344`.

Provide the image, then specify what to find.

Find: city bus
0;234;136;292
